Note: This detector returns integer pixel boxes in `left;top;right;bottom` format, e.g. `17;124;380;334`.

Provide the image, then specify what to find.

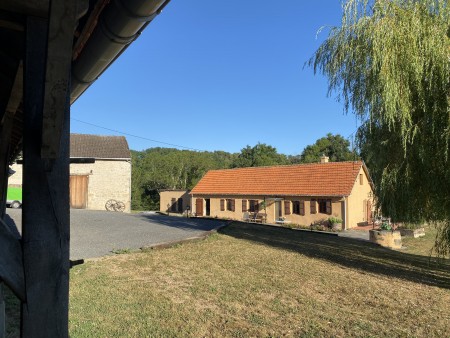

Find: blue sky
71;0;359;156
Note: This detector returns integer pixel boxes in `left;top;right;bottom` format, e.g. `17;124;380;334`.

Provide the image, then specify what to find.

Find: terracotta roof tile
191;161;364;197
70;134;131;159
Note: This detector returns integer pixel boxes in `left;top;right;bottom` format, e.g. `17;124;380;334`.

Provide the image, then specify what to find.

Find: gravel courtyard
5;209;225;259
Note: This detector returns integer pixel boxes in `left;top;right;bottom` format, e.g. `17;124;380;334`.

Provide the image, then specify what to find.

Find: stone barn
9;133;132;212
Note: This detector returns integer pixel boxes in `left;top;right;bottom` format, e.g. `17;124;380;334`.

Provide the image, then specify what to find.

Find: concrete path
5;209;225;259
338;229;370;241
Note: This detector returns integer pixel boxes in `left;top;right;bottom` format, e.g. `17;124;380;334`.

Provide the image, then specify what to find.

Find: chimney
320;154;329;163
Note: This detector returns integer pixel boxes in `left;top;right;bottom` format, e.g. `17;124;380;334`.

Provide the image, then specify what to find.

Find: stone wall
70;160;131;212
9;160;131;212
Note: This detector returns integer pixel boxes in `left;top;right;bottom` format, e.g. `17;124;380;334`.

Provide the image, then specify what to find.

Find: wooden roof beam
0;0;49;18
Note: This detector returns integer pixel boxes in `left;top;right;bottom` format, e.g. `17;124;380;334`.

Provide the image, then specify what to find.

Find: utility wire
71;117;205;152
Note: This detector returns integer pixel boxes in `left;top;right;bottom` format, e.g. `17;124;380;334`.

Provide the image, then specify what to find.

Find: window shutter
326;200;332;214
360;174;363;185
231;199;235;212
220;199;225;211
284;201;291;215
242;199;247;212
310;200;317;214
299;200;305;216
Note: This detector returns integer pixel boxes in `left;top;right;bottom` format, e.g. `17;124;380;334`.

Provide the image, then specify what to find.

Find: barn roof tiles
70;134;131;159
191;161;366;197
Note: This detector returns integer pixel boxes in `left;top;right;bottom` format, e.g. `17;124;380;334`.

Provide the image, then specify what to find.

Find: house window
242;199;247;212
226;199;235;212
360;173;363;185
318;199;332;214
220;199;225;211
293;201;305;215
310;199;317;214
249;200;258;212
284;200;291;215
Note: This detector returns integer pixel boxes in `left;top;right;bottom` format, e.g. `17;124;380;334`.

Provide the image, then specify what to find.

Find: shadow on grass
219;222;450;290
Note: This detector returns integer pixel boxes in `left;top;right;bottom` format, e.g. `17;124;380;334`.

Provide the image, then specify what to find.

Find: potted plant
328;216;343;231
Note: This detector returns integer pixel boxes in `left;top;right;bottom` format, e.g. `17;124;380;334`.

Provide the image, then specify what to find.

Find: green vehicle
7;186;22;208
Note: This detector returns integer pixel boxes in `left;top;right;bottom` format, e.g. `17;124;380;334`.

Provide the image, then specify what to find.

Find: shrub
328;216;343;224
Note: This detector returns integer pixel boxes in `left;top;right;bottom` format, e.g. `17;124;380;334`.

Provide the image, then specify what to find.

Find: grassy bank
67;222;450;337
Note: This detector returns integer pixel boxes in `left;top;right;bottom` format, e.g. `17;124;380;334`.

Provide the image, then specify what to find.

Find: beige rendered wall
70;160;131;212
279;197;343;226
191;195;344;225
346;167;374;228
159;190;190;213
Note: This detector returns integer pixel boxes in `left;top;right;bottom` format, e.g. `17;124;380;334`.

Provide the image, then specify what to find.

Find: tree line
131;133;356;210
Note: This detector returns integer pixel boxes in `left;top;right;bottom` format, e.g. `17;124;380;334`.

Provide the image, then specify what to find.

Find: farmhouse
9;133;132;212
190;159;374;229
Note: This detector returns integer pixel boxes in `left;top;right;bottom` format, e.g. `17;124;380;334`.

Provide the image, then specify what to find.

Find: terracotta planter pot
331;222;342;231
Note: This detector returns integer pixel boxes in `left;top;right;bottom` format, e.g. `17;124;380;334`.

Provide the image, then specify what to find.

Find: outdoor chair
242;212;251;222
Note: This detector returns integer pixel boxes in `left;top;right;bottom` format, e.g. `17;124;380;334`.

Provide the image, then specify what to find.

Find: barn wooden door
70;175;88;209
195;198;203;216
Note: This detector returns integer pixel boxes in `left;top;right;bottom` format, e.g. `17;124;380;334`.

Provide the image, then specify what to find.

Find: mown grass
4;222;450;337
69;222;449;337
399;224;445;258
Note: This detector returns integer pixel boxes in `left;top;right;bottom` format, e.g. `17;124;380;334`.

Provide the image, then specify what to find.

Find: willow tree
309;0;450;255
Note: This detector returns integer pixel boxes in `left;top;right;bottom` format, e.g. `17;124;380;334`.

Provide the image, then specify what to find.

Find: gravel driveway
5;209;225;259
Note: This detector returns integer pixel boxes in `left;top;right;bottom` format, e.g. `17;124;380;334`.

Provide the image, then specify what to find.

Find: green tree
231;143;288;168
131;148;238;210
309;0;450;255
300;133;356;163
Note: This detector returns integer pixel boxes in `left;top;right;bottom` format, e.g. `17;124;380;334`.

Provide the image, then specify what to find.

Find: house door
70;175;88;209
366;200;373;224
195;198;203;216
205;199;210;216
275;201;282;219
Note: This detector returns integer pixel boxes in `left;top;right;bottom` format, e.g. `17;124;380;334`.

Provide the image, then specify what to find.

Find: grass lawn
399;224;444;257
69;222;450;337
5;222;450;337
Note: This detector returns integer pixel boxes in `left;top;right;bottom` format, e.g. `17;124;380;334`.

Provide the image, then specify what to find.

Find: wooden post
21;16;71;337
0;113;14;219
0;284;4;338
